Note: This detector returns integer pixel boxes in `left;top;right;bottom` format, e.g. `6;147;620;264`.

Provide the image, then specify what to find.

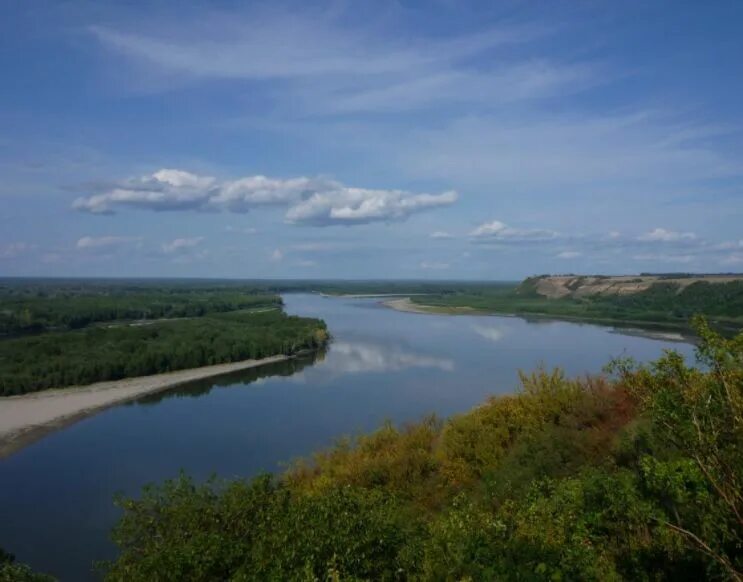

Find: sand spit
0;355;290;458
382;297;476;315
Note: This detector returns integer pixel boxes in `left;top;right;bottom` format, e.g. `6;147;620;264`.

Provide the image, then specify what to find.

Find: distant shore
0;355;290;459
382;297;695;342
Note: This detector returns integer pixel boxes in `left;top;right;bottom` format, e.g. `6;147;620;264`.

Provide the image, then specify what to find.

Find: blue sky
1;0;742;279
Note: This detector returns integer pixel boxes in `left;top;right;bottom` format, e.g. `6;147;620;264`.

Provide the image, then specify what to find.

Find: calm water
0;294;697;580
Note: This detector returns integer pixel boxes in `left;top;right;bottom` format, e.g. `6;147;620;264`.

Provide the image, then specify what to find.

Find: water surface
0;294;697;580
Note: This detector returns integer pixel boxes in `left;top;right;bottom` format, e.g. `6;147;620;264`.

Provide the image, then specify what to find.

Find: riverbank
382;297;697;341
0;355;291;459
382;297;477;315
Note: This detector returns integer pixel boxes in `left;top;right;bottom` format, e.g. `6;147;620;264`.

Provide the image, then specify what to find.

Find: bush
105;319;743;580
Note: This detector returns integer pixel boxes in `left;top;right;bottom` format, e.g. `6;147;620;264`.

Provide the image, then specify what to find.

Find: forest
0;281;327;396
94;317;742;581
0;280;282;335
0;310;327;396
413;280;743;332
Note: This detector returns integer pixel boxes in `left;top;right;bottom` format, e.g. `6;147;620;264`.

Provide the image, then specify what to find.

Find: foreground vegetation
0;548;52;582
413;278;743;332
103;318;742;580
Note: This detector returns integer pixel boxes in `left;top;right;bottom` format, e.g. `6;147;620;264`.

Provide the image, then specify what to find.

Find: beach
0;355;290;458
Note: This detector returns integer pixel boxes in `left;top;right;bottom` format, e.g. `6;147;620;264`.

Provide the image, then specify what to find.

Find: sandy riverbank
382;297;475;315
0;355;290;459
384;298;696;343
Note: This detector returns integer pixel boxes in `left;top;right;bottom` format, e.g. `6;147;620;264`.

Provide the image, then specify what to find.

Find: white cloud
637;228;697;243
398;113;743;198
419;261;450;270
74;169;457;226
296;259;317;267
270;249;284;262
73;169;217;214
286;188;457;226
76;235;141;249
430;231;454;239
470;220;558;242
161;236;204;254
0;242;28;259
556;250;582;259
89;15;566;114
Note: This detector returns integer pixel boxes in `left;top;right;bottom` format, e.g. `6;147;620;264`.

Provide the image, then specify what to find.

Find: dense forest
0;310;327;396
414;280;743;332
0;282;281;335
101;318;742;581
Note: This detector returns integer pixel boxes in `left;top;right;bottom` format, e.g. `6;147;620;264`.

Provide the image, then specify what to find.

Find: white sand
0;355;289;458
383;297;437;314
382;297;474;315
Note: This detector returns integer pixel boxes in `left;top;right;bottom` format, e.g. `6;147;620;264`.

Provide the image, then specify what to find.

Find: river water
0;294;697;580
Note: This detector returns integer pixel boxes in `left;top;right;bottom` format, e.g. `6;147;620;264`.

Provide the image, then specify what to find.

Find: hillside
406;275;743;332
520;274;743;299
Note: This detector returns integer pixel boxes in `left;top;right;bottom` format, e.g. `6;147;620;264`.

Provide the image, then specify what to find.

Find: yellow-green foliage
287;416;442;504
106;320;743;581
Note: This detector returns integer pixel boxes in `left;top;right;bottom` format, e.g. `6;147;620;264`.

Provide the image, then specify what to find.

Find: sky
1;0;742;280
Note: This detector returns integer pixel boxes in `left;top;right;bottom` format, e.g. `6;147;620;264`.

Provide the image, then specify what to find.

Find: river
0;294;697;580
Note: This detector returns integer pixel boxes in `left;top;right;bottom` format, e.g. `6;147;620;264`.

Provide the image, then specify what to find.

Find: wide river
0;294;696;580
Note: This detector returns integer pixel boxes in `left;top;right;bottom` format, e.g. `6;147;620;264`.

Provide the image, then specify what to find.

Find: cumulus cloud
161;236;204;254
73;169;218;214
285;187;458;226
73;169;457;226
470;220;558;242
637;228;697;243
76;235;141;249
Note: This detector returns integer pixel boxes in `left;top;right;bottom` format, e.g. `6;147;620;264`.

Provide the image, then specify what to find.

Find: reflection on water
0;293;698;582
471;324;507;343
134;352;324;405
318;341;454;375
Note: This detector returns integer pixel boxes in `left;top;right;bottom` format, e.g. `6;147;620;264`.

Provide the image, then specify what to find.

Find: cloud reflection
326;341;455;374
471;324;506;342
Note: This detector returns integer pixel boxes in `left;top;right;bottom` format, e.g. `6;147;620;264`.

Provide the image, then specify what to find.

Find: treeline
104;319;742;581
416;280;743;331
0;289;280;335
597;280;743;320
0;311;327;396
